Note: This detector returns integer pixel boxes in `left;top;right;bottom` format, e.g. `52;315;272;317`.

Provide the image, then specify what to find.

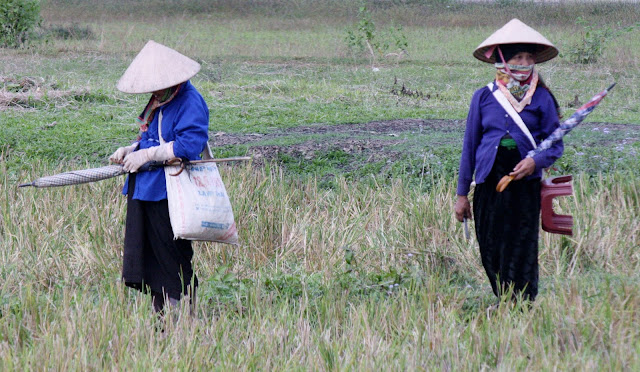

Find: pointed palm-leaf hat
117;40;201;94
473;18;558;64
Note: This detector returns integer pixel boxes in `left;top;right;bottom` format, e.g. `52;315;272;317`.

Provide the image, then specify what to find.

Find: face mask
494;62;534;81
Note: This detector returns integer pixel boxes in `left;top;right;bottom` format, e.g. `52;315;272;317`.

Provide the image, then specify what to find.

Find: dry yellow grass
1;162;639;369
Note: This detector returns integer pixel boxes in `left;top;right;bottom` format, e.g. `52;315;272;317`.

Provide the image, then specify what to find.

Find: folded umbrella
497;83;616;192
19;164;127;188
528;82;616;158
19;156;251;188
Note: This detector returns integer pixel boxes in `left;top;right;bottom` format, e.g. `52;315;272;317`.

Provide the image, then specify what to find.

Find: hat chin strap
496;46;533;82
497;46;516;77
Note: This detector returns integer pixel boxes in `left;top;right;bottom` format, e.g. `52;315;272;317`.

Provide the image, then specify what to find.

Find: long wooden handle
188;156;252;164
162;156;252;176
496;175;514;192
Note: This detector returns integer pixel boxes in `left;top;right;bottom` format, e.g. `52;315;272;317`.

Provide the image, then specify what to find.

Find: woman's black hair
494;43;539;63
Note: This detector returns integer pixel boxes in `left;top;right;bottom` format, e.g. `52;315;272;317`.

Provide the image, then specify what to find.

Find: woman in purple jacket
454;19;564;303
109;41;209;315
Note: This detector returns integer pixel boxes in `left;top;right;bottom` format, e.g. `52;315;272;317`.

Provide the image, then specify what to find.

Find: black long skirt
122;174;198;300
473;146;541;301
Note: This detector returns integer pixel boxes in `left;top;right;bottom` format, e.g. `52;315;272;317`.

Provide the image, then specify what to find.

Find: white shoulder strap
487;82;537;149
158;109;213;159
158;110;165;144
202;142;214;160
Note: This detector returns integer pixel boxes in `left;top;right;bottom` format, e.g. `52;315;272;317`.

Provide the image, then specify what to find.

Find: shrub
345;5;408;66
564;17;638;64
0;0;41;48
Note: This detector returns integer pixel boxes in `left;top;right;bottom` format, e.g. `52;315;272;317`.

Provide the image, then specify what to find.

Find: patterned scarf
135;84;183;140
495;68;538;113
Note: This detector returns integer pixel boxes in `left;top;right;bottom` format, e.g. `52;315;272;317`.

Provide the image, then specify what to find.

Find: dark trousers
473;146;541;301
122;174;198;301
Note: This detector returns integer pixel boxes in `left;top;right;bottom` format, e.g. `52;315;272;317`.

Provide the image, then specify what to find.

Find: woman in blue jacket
454;19;564;303
109;41;209;314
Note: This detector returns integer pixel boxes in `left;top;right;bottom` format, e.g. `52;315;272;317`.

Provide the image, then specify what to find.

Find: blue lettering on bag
197;190;227;197
201;221;229;230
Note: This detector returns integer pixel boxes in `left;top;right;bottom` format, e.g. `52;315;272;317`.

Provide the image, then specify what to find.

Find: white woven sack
159;112;238;244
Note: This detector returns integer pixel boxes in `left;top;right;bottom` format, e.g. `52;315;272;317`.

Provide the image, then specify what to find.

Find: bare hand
509;157;536;181
454;195;472;222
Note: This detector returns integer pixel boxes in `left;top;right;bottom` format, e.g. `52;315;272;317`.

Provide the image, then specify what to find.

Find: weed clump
46;23;94;40
345;5;408;67
564;17;638;64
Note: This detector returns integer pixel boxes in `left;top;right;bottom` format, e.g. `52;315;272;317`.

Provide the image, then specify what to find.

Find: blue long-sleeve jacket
123;80;209;201
457;82;563;196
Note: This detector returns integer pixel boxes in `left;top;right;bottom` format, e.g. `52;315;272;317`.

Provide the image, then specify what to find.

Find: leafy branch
345;5;408;68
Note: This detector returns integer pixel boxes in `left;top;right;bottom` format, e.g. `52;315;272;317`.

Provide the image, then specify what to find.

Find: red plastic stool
540;175;574;236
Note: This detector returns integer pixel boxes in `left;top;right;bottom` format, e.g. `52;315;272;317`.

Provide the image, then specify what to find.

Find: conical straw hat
117;40;201;94
473;19;558;64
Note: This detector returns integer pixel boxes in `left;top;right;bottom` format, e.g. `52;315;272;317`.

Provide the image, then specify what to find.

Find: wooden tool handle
496;175;514;192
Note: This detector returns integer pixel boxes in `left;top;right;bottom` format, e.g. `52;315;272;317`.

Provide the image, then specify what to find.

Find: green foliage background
0;0;40;47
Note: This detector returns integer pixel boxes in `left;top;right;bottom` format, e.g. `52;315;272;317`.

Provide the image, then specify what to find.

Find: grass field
1;0;640;370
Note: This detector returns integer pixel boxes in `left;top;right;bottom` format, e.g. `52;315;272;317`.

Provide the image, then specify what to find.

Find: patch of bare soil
211;118;466;165
212;119;462;147
211;119;639;166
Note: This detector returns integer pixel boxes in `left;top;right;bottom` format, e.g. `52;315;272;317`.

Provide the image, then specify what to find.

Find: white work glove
109;142;138;164
123;142;175;173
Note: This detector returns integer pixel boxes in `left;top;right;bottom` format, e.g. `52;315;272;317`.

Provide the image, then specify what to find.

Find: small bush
0;0;41;48
564;17;638;64
345;5;408;65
